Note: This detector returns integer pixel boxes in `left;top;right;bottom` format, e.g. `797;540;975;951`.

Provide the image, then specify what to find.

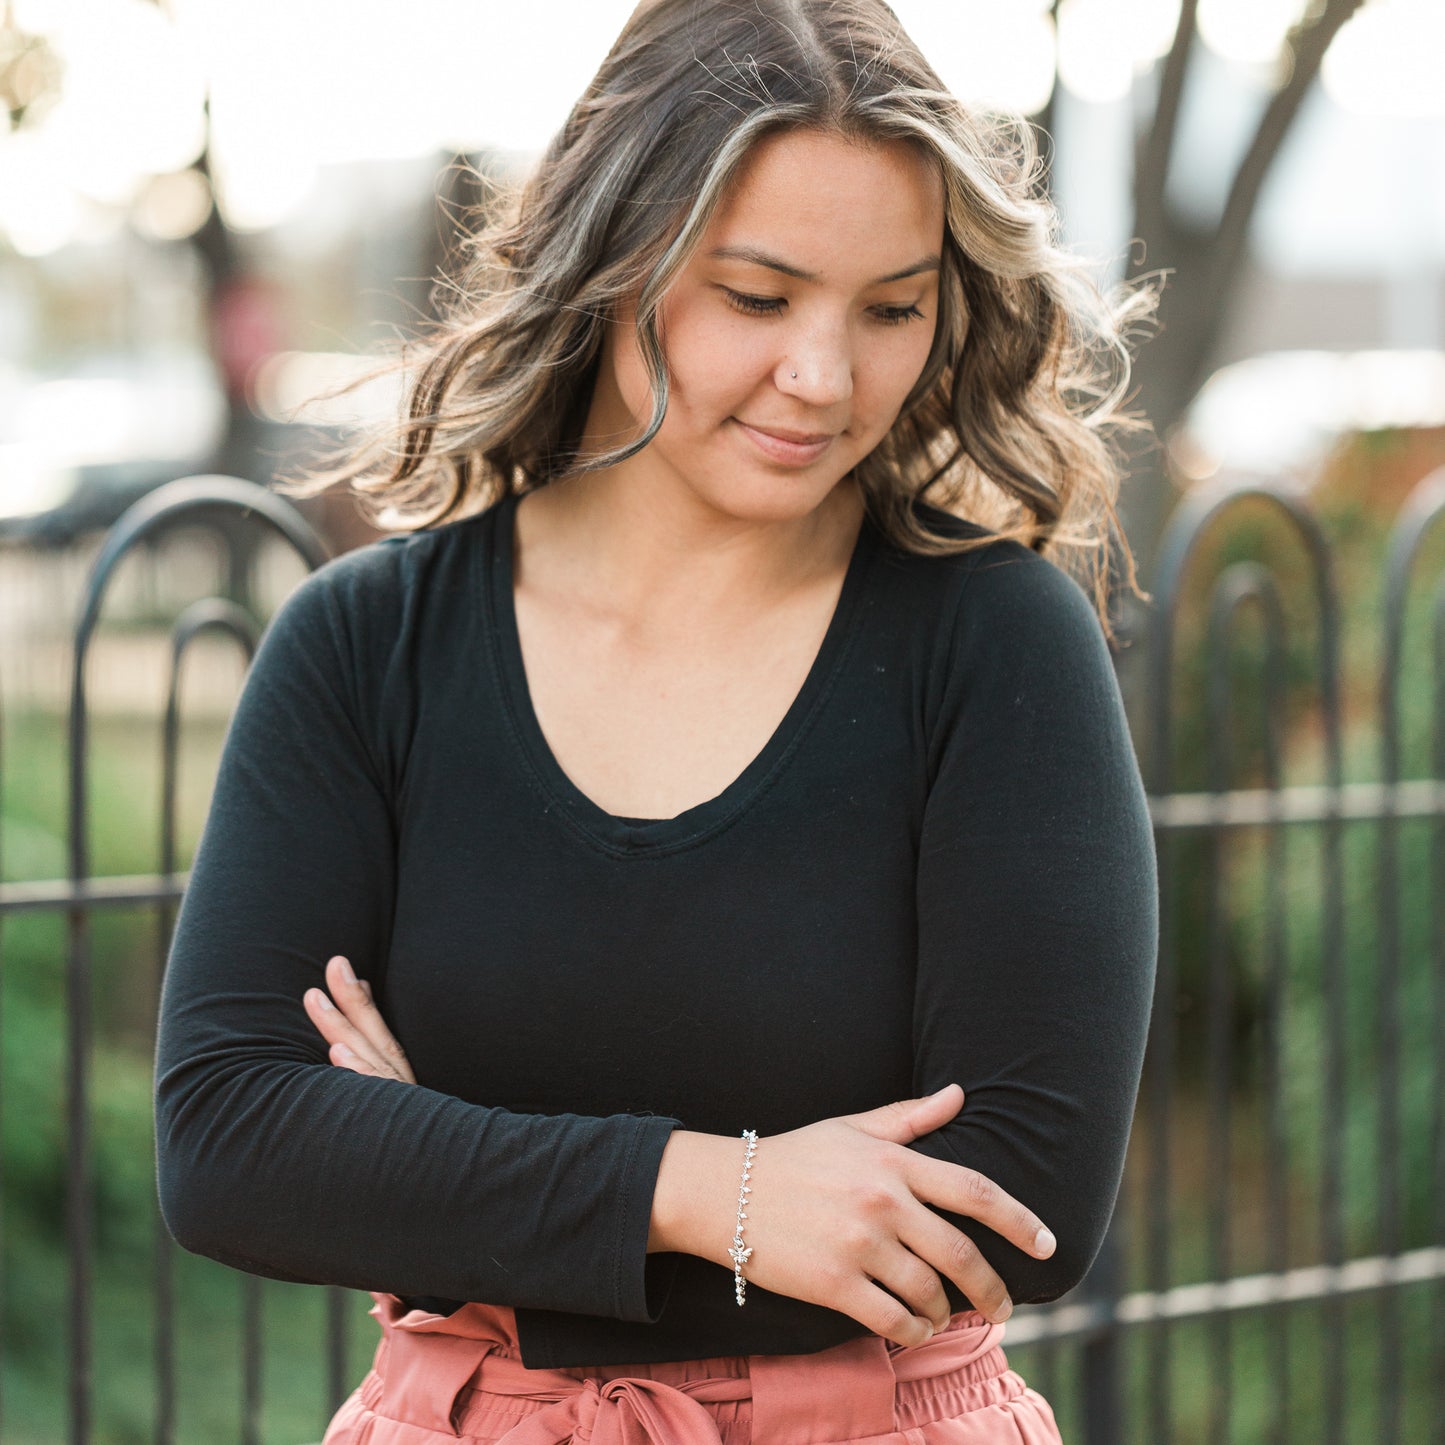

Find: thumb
844;1084;963;1144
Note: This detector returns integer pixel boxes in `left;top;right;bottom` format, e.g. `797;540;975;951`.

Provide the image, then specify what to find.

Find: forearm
905;1082;1134;1305
646;1128;742;1265
157;1047;681;1319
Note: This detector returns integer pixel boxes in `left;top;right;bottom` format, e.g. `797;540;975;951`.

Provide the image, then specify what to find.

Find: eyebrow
706;244;941;286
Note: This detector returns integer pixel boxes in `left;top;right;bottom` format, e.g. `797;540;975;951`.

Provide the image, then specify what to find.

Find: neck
515;468;866;630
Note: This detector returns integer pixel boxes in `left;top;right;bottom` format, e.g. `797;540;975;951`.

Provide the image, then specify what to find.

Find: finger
329;947;413;1075
302;987;394;1078
903;1153;1055;1262
836;1276;937;1350
323;956;417;1084
330;1040;386;1077
843;1086;965;1144
303;985;418;1087
896;1207;1013;1324
864;1242;953;1334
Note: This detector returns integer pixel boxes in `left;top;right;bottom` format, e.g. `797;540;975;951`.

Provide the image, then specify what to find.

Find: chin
696;458;856;518
701;475;848;525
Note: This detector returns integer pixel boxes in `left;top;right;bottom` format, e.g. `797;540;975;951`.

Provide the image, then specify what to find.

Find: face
580;126;946;525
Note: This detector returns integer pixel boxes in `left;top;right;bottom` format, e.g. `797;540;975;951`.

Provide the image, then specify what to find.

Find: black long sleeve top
153;489;1158;1369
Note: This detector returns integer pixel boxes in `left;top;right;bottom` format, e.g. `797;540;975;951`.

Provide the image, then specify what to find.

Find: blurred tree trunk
190;108;277;603
1122;0;1365;602
1032;0;1366;627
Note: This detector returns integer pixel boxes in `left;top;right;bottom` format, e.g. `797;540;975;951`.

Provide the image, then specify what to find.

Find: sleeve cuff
613;1115;686;1323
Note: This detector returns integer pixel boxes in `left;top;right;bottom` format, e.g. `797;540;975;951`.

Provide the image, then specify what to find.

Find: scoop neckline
482;489;877;856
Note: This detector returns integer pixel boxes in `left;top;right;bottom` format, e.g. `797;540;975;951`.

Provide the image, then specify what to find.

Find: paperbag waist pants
320;1291;1064;1444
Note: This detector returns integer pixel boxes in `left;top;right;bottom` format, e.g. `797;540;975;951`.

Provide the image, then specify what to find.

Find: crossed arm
299;952;1066;1347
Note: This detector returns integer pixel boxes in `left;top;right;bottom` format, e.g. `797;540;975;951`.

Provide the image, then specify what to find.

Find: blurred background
0;1;1442;1441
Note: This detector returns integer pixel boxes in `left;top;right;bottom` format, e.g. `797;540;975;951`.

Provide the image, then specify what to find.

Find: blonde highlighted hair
278;0;1163;642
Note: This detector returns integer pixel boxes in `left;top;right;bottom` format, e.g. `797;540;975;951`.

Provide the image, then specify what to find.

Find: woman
154;2;1161;1441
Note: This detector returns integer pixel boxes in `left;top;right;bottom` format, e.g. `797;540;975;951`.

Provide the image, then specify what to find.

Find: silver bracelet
727;1129;758;1305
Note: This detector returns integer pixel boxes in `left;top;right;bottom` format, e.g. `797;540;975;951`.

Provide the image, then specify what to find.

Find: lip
733;418;837;465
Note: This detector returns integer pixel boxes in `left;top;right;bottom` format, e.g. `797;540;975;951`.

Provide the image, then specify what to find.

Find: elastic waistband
368;1293;1010;1443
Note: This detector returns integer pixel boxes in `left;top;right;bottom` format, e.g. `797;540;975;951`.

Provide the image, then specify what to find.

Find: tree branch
1136;0;1199;225
1208;0;1366;295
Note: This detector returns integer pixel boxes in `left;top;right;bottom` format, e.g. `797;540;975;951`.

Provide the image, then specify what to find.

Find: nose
777;319;853;408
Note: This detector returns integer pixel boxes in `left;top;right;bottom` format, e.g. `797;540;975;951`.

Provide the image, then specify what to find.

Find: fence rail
1;468;1442;1444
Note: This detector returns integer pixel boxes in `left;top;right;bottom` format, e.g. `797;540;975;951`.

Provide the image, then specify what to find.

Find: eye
722;288;785;317
873;304;926;327
720;288;926;326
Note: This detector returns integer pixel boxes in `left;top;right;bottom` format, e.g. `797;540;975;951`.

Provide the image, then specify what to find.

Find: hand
655;1085;1055;1349
302;955;417;1084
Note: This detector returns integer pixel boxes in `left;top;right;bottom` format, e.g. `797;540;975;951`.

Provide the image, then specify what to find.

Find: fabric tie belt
369;1292;1008;1444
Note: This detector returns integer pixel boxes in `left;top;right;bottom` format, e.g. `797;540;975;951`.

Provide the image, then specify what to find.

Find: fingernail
336;1043;355;1059
1034;1227;1056;1258
996;1298;1013;1323
336;957;356;983
311;990;334;1011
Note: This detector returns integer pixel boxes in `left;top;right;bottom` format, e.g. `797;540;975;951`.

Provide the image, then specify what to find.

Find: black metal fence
1;469;1441;1443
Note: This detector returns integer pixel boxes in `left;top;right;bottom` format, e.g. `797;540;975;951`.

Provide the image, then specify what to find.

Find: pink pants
320;1292;1064;1444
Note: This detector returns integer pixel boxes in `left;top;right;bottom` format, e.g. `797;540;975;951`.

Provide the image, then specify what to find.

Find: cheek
855;343;915;407
662;300;771;408
878;329;936;405
611;334;654;423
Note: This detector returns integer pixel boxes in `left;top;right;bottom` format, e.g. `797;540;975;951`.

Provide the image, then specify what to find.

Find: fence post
1081;1217;1124;1445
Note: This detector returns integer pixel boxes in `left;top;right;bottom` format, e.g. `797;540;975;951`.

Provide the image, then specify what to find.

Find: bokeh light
1057;0;1182;104
0;127;82;257
1197;0;1309;70
1183;349;1445;478
897;0;1057;116
4;0;207;252
17;0;206;196
130;167;214;243
1322;0;1445;119
0;0;1442;256
252;349;405;428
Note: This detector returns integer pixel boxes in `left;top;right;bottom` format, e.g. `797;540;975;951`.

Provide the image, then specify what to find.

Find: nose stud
791;370;797;379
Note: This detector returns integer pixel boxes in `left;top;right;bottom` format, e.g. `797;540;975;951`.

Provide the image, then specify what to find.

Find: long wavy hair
277;0;1163;641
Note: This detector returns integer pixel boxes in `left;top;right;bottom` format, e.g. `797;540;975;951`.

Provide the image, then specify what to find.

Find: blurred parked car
0;350;224;547
0;350;381;556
